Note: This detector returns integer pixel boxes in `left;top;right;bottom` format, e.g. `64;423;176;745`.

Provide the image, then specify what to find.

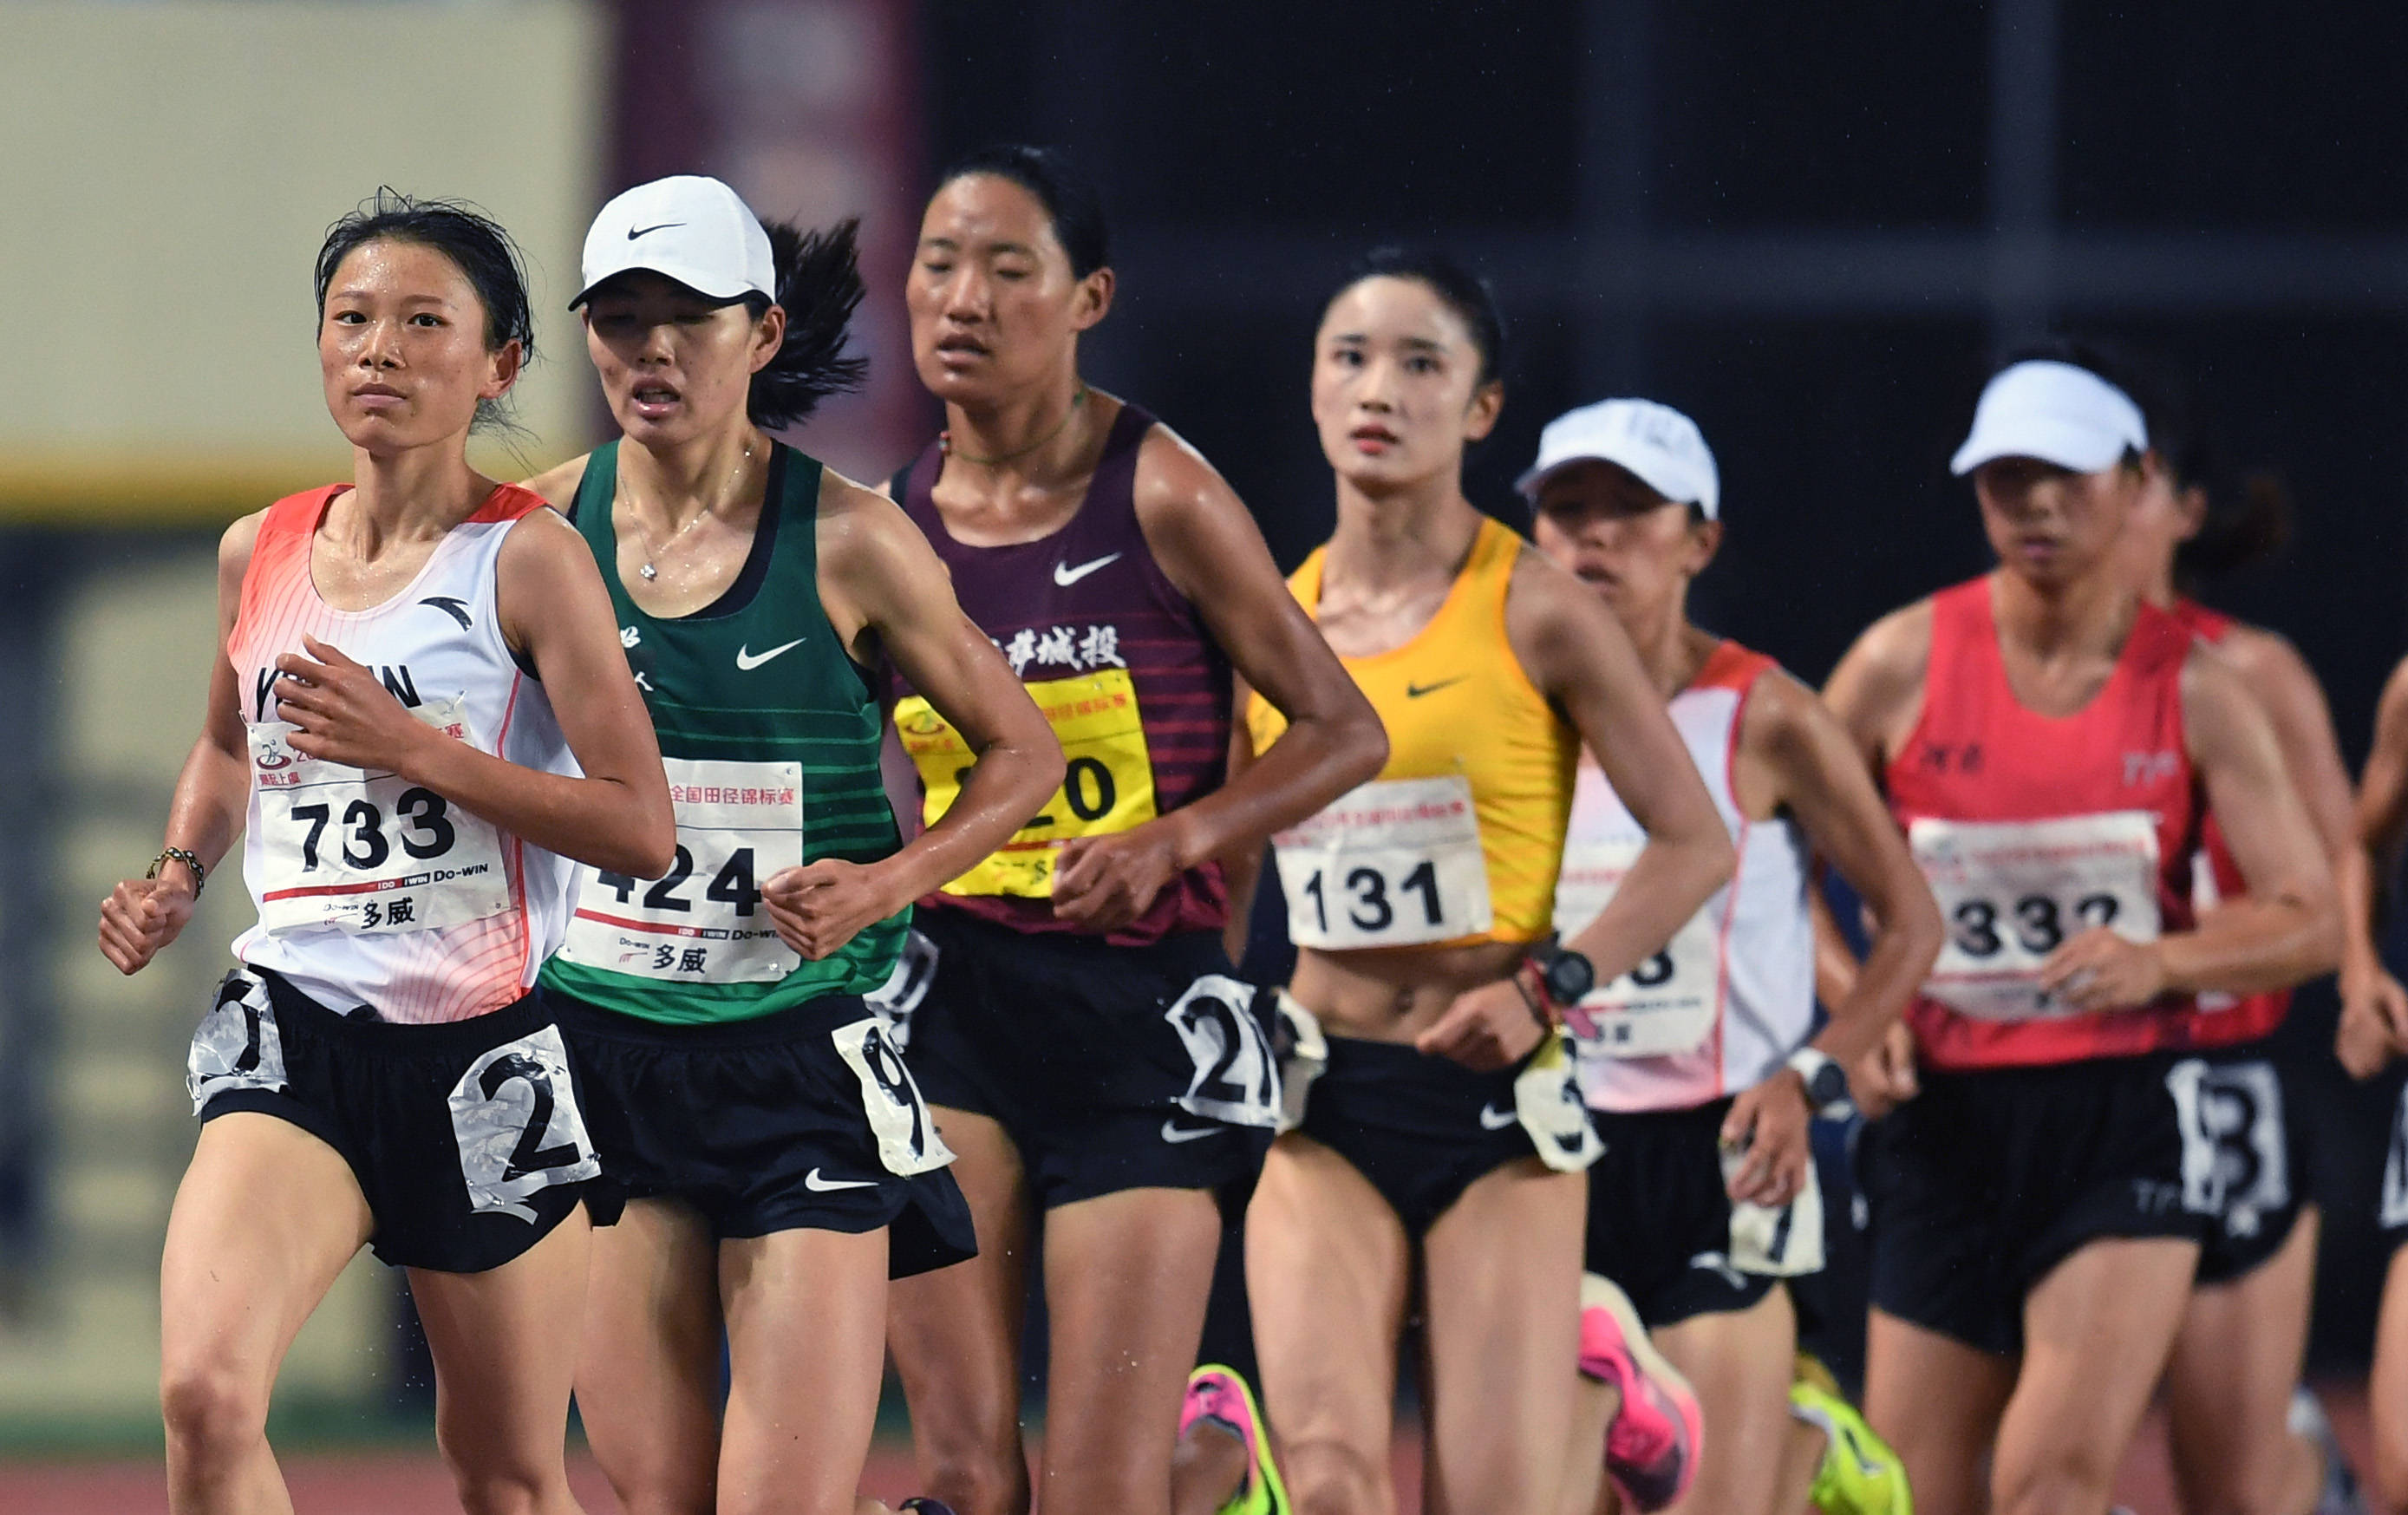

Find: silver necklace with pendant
629;440;756;582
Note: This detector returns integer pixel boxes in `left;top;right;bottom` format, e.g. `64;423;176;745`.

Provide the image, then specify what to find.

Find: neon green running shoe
1183;1363;1289;1515
1791;1375;1912;1515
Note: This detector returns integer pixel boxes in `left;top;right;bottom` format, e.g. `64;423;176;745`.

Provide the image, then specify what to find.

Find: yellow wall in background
0;0;609;523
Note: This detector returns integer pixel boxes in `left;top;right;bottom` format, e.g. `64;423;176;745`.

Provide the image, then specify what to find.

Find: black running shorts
2186;1038;2314;1286
2380;1065;2408;1254
1299;1035;1568;1237
898;910;1277;1210
555;989;976;1278
1864;1053;2215;1355
190;968;611;1274
1584;1099;1796;1328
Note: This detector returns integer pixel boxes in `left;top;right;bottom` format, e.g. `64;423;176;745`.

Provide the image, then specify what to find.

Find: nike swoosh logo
804;1167;879;1192
1053;552;1123;587
1478;1103;1518;1130
1161;1119;1220;1144
735;637;806;670
1406;676;1467;699
626;221;684;239
1690;1251;1748;1287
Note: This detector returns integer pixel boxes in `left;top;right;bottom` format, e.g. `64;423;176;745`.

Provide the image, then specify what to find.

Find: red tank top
2168;598;2290;1046
888;401;1233;945
1888;577;2204;1070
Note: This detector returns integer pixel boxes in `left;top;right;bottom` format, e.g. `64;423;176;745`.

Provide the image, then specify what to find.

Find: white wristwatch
1786;1048;1854;1119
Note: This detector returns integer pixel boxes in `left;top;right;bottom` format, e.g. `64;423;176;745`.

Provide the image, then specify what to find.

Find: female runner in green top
526;175;1060;1515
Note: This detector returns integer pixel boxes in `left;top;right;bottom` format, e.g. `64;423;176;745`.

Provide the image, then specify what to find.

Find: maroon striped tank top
889;400;1234;945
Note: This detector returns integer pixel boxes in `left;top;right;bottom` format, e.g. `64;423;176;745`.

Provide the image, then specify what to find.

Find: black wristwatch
1517;934;1596;1028
1787;1048;1852;1118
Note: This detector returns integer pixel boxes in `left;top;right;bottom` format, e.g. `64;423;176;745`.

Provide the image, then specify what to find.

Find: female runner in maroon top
880;146;1386;1515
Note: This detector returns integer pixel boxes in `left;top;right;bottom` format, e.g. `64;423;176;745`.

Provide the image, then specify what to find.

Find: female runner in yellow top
1242;249;1733;1515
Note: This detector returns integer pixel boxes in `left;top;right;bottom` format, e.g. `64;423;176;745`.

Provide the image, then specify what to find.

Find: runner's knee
1285;1439;1392;1515
1994;1443;2122;1515
158;1355;270;1460
445;1460;564;1515
921;1446;1031;1515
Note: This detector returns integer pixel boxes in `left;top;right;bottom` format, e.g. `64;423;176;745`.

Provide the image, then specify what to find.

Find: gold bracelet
147;847;205;899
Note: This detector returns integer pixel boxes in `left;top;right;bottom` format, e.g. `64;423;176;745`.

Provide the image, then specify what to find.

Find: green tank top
540;441;908;1024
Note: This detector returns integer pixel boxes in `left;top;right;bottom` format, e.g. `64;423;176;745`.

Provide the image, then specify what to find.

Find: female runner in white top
97;195;674;1515
1525;398;1939;1515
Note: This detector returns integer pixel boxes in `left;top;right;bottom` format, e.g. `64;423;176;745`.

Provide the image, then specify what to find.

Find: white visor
571;174;774;309
1950;360;2148;476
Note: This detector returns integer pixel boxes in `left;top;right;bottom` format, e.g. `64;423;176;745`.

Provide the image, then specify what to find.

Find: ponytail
744;217;869;430
2175;468;2292;591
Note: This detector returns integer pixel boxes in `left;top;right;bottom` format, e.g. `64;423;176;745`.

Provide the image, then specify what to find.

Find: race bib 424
558;757;803;984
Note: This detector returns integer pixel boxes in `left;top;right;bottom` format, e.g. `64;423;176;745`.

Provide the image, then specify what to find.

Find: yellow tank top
1250;515;1576;948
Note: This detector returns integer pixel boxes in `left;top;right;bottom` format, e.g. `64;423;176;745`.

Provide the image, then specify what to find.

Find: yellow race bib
895;668;1159;898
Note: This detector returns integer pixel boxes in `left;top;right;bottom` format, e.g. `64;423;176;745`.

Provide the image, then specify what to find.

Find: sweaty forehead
331;238;470;302
921;175;1060;257
1320;276;1471;351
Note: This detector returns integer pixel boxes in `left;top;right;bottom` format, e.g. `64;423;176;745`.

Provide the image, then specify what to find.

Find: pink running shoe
1579;1273;1702;1512
1181;1363;1290;1515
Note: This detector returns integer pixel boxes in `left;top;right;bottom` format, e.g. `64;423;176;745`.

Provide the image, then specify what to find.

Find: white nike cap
1949;360;2149;476
571;175;775;309
1516;398;1720;519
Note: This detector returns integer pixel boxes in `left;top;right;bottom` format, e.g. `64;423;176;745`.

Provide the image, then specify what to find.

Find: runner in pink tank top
1823;351;2337;1515
2092;341;2370;1515
95;194;672;1515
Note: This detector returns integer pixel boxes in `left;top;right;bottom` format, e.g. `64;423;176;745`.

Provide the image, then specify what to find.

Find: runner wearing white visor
1824;350;2337;1515
1526;398;1935;1515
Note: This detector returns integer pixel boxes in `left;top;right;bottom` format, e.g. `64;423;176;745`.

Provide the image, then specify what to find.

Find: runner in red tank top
1822;352;2338;1515
2339;656;2408;1515
2089;341;2371;1515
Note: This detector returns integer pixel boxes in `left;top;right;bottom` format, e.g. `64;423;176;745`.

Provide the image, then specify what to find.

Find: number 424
595;846;763;916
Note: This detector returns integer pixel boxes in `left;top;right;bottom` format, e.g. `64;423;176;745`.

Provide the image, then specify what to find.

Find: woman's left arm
1049;428;1387;931
2039;648;2337;1009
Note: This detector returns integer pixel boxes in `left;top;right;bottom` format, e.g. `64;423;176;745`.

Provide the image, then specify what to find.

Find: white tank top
227;485;578;1025
1554;642;1813;1113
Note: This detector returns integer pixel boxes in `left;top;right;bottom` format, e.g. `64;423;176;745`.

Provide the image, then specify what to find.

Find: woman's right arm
2341;654;2408;1075
97;515;264;975
2040;650;2337;1011
1817;601;1935;1109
